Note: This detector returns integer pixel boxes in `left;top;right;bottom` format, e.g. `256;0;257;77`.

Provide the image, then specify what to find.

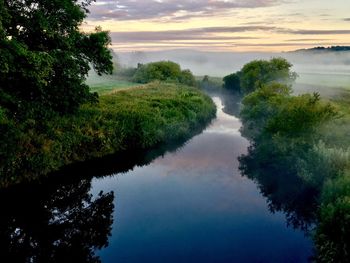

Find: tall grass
0;82;215;186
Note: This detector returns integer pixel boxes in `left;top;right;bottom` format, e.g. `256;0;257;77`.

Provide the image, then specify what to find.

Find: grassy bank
86;73;141;94
0;82;215;187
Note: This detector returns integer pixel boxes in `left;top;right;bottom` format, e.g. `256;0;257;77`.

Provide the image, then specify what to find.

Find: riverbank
0;93;314;263
0;82;216;187
238;80;350;262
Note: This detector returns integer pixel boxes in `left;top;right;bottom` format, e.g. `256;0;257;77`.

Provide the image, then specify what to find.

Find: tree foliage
0;83;216;185
223;57;297;94
0;0;113;116
238;62;350;261
132;61;196;86
315;173;350;263
0;177;114;263
240;82;337;141
223;73;241;91
240;57;297;94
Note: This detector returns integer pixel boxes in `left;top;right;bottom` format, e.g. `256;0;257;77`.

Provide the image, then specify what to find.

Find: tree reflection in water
0;177;114;263
205;86;319;231
239;142;319;232
0;121;208;263
203;85;319;231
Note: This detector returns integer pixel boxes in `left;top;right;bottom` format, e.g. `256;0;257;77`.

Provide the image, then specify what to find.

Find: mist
114;49;350;97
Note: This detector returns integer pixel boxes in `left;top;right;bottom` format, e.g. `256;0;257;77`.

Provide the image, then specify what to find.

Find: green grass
86;73;140;94
297;73;350;89
318;90;350;147
90;80;140;94
293;73;350;97
0;82;216;186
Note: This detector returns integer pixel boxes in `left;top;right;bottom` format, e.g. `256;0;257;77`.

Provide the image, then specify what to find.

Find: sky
83;0;350;52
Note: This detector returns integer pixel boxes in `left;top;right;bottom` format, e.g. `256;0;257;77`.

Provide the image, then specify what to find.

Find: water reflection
201;85;242;117
239;143;319;231
0;110;212;262
0;89;315;262
0;178;114;263
49;117;212;180
91;91;312;263
207;86;317;254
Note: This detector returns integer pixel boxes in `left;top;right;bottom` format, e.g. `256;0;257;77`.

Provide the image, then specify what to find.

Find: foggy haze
115;49;350;96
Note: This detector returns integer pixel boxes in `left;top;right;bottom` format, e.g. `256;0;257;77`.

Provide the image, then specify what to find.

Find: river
0;90;313;262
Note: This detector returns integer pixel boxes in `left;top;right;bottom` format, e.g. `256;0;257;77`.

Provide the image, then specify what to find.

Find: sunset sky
84;0;350;52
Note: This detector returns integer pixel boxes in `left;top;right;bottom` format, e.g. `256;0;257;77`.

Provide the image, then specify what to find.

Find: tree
132;61;181;83
132;61;196;86
238;57;297;94
315;173;350;263
223;72;241;91
0;0;113;116
179;69;196;86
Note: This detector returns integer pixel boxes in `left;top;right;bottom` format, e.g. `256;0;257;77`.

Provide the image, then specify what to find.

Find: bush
0;83;215;186
179;69;196;87
239;65;350;262
132;61;196;86
223;73;241;91
315;173;350;263
240;82;292;140
240;82;337;141
266;93;337;137
223;57;297;94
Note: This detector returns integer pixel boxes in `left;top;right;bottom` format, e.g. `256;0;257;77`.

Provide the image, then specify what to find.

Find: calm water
0;91;313;262
91;93;313;262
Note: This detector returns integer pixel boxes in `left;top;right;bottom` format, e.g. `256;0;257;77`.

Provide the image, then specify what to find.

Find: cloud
106;25;350;52
109;26;350;45
232;42;336;47
110;26;276;43
87;0;284;21
286;38;332;42
344;18;350;21
285;29;350;35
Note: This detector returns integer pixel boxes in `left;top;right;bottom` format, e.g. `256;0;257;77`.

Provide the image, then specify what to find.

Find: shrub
223;73;241;91
223;57;297;94
0;83;215;186
315;173;350;263
132;61;196;86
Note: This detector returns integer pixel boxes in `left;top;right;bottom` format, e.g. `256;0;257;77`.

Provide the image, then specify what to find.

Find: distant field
86;73;140;94
297;72;350;88
293;72;350;97
87;71;350;97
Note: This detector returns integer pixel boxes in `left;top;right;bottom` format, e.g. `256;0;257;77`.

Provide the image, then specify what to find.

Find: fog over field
115;49;350;96
116;49;350;76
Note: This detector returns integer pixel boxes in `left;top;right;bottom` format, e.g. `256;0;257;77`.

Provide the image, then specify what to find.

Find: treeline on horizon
224;57;349;262
294;46;350;52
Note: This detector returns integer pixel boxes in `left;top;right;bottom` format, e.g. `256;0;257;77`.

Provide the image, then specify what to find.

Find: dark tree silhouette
0;177;114;263
0;0;113;116
239;142;319;231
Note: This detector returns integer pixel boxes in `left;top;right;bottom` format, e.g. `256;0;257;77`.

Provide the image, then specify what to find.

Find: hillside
293;46;350;53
